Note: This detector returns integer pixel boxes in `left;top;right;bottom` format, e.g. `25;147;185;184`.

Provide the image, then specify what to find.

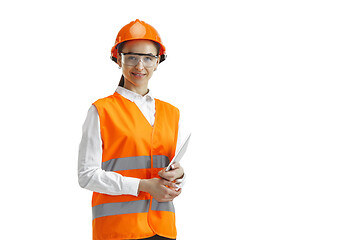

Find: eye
144;57;155;62
127;56;137;61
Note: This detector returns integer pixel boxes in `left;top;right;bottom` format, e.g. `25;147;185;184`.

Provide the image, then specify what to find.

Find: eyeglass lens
122;54;157;67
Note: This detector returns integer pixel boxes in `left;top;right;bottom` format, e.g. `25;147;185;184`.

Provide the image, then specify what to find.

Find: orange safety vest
92;92;179;240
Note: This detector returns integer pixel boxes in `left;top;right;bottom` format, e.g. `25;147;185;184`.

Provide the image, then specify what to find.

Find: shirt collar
115;86;154;102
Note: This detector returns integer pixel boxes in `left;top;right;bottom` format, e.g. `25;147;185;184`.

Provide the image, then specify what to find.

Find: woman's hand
139;178;181;202
158;162;184;182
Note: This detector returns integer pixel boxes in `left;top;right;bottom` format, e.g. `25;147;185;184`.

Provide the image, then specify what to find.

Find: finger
175;178;183;184
159;179;177;188
159;171;176;182
159;171;177;182
168;188;181;198
158;169;165;178
170;162;180;170
158;188;177;201
159;168;174;175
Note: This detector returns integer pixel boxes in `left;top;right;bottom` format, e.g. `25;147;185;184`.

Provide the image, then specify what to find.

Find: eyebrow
122;52;157;57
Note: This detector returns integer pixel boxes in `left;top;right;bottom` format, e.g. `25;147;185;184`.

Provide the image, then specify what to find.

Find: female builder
78;19;186;240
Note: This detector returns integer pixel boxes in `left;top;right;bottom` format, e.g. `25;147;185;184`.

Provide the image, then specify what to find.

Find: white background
1;0;359;239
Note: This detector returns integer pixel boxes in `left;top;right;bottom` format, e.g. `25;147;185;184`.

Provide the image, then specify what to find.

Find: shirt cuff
175;172;186;189
122;177;141;196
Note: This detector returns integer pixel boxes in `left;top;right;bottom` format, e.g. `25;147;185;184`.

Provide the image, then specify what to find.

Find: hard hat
111;19;167;64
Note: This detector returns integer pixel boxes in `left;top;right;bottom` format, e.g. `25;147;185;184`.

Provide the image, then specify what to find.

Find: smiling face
117;40;159;92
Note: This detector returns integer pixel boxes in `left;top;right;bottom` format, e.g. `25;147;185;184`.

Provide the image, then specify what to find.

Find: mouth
131;72;146;78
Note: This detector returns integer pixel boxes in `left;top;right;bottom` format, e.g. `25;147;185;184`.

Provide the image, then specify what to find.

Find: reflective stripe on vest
102;155;170;171
92;200;175;220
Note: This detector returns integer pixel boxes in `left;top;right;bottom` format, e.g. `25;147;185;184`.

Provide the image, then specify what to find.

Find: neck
123;80;149;96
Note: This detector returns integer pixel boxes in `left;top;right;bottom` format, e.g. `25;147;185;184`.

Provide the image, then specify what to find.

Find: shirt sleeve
78;105;140;196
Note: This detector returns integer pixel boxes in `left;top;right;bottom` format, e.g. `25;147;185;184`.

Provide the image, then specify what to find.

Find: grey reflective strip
102;156;150;171
153;155;170;168
151;199;175;213
92;200;150;220
102;155;169;171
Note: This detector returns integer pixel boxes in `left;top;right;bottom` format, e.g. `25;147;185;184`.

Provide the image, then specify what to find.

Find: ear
117;52;122;68
154;57;160;71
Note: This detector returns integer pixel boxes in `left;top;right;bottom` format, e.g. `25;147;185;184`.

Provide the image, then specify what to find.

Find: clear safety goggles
121;53;158;68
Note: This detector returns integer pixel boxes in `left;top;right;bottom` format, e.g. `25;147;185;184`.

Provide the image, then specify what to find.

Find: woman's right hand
139;178;181;202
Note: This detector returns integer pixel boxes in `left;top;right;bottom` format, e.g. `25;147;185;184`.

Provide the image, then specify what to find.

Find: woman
78;19;186;240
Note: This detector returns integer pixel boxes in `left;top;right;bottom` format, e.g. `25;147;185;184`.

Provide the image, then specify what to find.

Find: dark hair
116;41;161;87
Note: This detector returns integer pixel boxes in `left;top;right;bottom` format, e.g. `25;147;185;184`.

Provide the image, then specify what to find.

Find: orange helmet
111;19;167;64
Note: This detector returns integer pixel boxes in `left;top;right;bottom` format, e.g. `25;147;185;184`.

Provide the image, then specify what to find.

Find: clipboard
165;133;191;171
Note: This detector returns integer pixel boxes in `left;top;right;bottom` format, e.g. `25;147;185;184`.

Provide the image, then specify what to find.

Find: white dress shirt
78;86;185;196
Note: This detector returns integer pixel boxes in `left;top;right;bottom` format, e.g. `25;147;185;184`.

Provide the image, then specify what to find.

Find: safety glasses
121;53;158;68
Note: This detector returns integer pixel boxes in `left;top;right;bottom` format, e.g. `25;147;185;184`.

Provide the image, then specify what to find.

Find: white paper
165;133;191;171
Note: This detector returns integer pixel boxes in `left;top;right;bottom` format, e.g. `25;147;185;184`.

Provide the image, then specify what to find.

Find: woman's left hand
158;162;184;182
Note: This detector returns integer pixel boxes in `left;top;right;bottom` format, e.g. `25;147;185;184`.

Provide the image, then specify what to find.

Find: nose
135;59;145;70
